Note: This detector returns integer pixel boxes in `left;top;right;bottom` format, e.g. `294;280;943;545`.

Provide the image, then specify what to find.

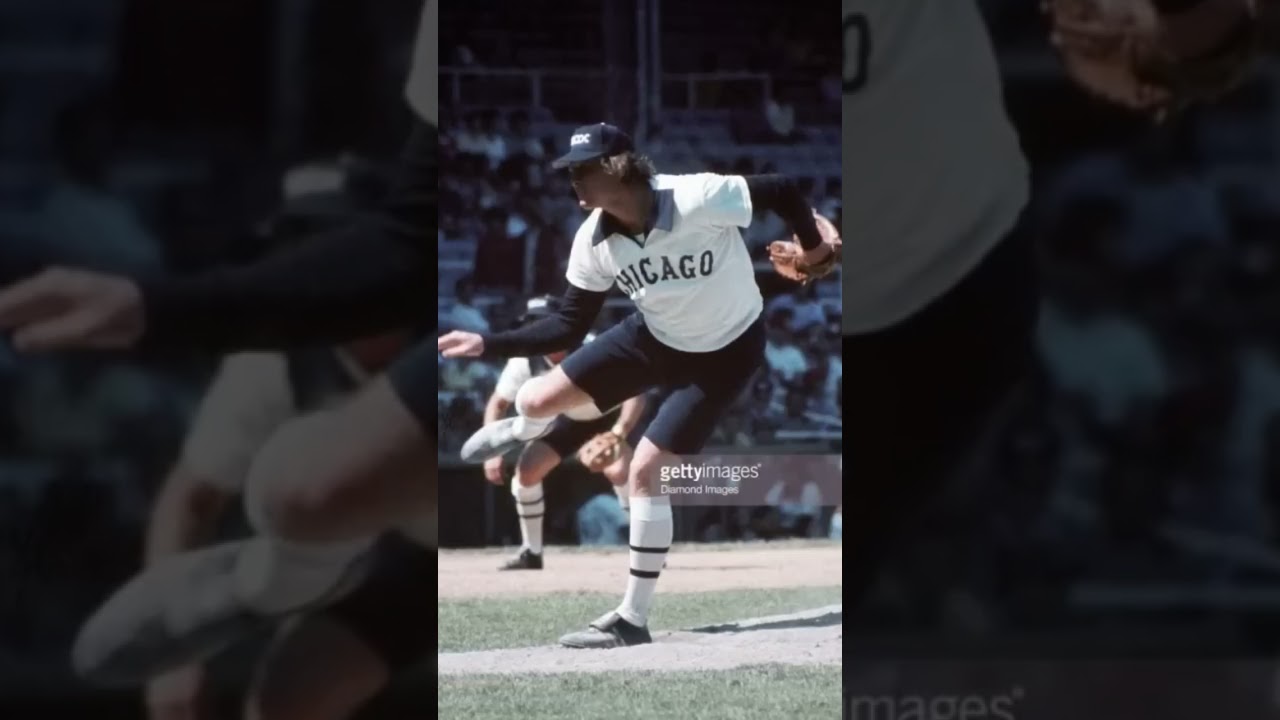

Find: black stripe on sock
516;496;544;505
630;569;661;579
630;545;670;553
518;512;545;520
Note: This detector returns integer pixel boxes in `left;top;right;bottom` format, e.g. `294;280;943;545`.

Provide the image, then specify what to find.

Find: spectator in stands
576;493;628;547
37;98;164;276
763;475;824;537
767;284;826;334
453;111;488;158
763;89;800;144
1043;129;1228;274
507;110;545;161
439;275;490;333
472;206;527;293
819;178;841;222
764;307;809;383
1036;198;1170;544
477;109;508;170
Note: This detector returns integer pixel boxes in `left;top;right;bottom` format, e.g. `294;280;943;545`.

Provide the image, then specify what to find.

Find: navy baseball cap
551;123;635;169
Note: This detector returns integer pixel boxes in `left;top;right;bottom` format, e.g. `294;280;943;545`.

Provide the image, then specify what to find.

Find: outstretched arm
139;122;437;351
479;285;608;358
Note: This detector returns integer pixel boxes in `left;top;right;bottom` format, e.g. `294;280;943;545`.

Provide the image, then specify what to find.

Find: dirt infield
439;543;843;599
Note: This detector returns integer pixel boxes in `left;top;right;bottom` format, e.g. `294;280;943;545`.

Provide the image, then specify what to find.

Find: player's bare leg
460;366;602;462
559;438;669;648
601;443;631;511
245;615;388;720
500;440;562;570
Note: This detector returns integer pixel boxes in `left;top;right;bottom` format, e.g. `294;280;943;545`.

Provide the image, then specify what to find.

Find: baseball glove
1044;0;1261;118
768;211;842;285
578;431;626;473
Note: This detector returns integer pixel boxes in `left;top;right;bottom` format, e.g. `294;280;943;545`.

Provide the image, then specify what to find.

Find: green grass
438;664;842;720
439;585;842;652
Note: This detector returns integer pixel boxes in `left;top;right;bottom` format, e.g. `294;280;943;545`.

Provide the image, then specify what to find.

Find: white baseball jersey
404;0;437;125
566;173;763;353
842;0;1029;334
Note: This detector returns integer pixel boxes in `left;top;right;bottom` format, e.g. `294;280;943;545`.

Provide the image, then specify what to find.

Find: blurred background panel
0;0;424;713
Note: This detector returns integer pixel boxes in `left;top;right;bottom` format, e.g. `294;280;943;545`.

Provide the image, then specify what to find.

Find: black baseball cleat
559;611;652;649
499;548;543;571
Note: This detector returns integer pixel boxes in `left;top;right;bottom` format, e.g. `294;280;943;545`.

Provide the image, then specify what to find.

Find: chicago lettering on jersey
614;251;715;296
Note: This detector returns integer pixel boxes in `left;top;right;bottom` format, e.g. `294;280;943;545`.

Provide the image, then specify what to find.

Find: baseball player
437;122;841;648
483;296;647;570
0;0;441;684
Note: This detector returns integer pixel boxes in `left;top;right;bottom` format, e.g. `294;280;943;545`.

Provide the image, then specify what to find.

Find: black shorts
841;226;1039;614
323;534;435;671
385;338;438;437
539;411;619;459
558;313;766;455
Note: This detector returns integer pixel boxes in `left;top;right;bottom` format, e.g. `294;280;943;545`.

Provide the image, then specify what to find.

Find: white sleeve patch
693;173;753;228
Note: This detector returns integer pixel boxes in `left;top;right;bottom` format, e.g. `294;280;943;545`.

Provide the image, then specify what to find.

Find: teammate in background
482;296;646;570
439;123;840;648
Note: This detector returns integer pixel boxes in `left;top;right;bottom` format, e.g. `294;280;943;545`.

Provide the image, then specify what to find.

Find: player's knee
514;443;557;487
627;442;670;495
514;378;558;418
245;413;357;540
512;463;546;488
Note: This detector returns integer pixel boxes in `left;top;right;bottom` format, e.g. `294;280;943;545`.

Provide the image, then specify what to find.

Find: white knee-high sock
512;482;545;553
616;495;672;627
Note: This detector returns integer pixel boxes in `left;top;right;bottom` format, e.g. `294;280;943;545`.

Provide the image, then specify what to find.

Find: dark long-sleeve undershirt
137;121;437;353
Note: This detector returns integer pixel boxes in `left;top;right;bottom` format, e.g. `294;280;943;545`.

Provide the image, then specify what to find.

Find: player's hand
483;456;505;485
0;268;144;352
145;665;207;720
438;330;484;358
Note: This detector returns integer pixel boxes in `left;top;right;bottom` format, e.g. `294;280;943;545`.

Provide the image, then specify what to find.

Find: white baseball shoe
460;417;549;463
